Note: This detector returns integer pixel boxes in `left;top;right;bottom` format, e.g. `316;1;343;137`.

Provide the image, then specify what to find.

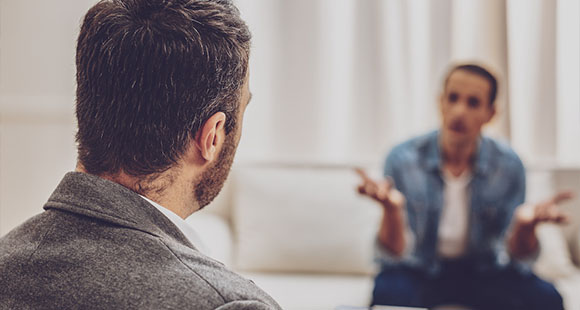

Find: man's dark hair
444;64;498;106
75;0;251;177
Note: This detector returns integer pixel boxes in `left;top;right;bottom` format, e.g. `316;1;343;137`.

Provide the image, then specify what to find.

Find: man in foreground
0;1;281;309
357;63;570;310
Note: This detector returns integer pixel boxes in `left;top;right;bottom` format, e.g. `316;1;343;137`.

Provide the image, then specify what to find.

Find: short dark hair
75;0;251;177
443;64;498;106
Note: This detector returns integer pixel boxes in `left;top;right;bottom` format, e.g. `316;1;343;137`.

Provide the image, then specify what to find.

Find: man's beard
194;130;238;209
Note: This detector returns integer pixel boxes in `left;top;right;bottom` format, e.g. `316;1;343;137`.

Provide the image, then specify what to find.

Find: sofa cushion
534;223;577;280
239;271;373;310
554;271;580;310
232;165;381;275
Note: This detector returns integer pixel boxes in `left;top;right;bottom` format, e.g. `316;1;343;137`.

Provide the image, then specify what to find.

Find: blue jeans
371;260;563;310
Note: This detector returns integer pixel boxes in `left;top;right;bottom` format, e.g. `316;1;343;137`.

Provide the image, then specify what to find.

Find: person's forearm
508;221;539;259
378;207;407;257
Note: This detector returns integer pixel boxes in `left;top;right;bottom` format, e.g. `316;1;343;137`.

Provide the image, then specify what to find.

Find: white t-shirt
139;195;208;254
437;169;472;259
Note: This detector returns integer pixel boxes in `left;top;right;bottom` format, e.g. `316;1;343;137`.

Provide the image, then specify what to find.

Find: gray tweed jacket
0;172;282;310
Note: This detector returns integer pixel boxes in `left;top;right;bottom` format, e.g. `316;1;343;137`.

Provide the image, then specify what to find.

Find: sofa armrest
572;226;580;267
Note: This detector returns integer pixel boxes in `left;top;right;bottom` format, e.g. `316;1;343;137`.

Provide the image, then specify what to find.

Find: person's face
440;70;495;146
194;73;251;209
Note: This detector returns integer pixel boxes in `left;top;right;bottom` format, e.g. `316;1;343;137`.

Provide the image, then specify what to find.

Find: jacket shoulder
0;209;280;309
386;131;437;166
481;136;524;168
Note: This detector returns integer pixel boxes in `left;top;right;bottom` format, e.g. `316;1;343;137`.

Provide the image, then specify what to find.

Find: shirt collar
139;195;208;254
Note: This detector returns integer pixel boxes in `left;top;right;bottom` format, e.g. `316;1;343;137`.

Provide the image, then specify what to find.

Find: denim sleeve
501;156;526;237
497;157;539;268
374;149;418;266
374;228;416;265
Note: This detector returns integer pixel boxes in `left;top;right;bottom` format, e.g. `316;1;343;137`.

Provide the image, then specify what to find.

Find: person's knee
517;280;563;310
531;285;563;310
371;268;423;307
372;281;419;307
471;269;564;310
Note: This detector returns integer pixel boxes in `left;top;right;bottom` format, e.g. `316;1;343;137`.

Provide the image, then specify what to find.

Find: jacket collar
44;172;195;249
422;130;492;176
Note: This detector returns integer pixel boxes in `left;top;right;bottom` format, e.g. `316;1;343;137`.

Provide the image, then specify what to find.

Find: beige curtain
235;0;580;170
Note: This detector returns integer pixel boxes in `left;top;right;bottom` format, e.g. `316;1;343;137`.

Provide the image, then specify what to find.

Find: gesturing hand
509;191;575;258
355;168;405;211
515;191;575;228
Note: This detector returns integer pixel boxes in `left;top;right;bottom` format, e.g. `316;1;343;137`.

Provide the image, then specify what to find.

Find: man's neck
75;163;199;219
440;134;477;176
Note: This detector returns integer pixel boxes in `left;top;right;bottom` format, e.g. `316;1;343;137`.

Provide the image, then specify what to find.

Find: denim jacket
376;131;527;275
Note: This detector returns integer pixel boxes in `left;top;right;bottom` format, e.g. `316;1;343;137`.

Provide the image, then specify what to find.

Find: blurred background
0;0;579;234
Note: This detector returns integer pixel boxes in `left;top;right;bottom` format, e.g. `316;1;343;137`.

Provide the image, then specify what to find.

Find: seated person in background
0;0;281;309
356;63;572;310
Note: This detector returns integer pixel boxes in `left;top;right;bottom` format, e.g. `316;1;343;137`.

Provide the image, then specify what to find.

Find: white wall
0;0;98;234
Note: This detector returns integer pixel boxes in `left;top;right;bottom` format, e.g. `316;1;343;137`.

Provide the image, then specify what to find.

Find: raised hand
355;168;408;256
509;190;575;259
515;191;574;227
355;168;405;211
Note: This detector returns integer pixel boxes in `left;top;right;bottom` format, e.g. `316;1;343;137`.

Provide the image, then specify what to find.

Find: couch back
192;163;382;275
190;163;580;278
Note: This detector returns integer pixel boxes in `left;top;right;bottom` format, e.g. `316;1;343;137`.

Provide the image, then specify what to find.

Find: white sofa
186;164;580;310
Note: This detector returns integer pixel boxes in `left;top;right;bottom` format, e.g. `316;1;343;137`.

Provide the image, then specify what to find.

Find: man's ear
195;112;226;162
